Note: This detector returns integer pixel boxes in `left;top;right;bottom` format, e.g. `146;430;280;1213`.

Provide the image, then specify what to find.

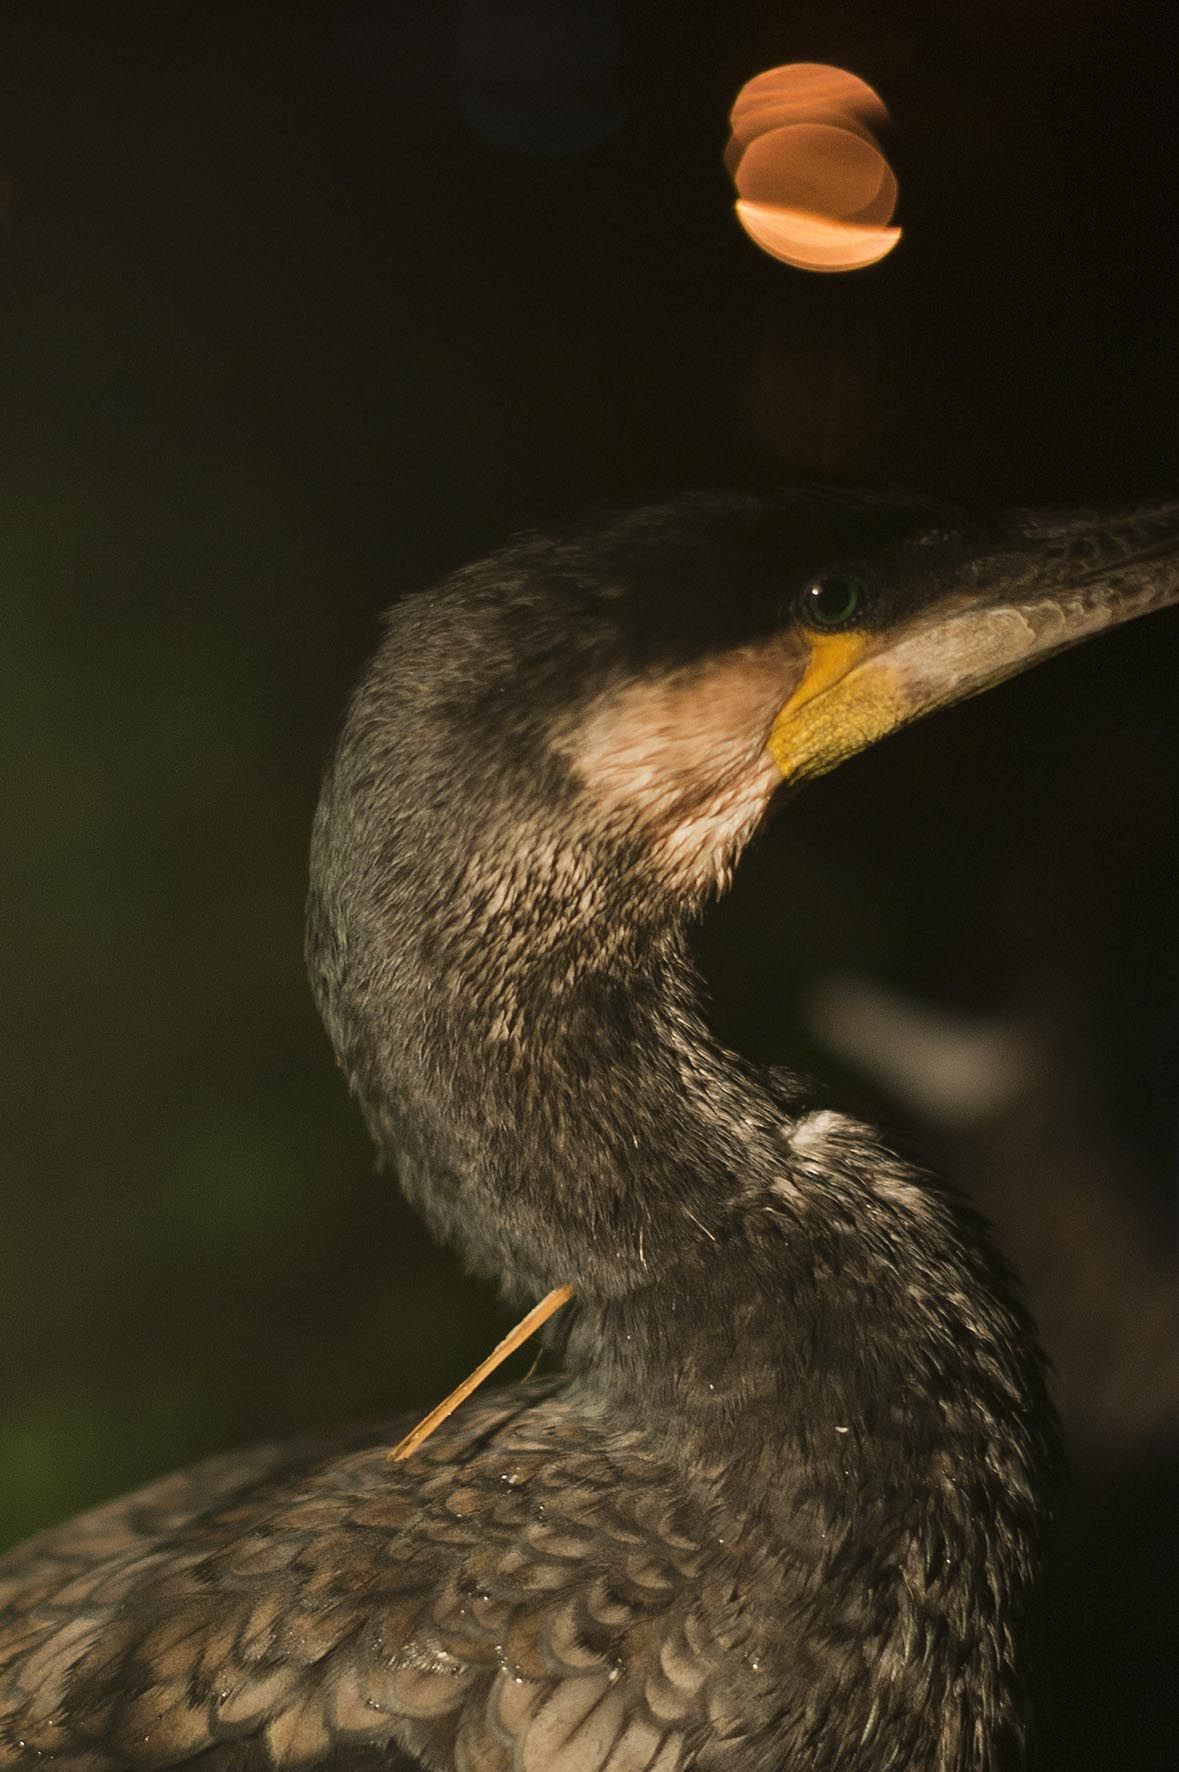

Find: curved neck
365;899;788;1302
326;846;1055;1475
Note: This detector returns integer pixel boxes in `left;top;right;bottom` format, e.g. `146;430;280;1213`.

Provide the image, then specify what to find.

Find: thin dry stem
389;1284;576;1462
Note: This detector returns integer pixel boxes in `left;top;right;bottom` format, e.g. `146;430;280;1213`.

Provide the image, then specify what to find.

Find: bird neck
311;770;1057;1438
374;894;778;1303
341;854;1052;1457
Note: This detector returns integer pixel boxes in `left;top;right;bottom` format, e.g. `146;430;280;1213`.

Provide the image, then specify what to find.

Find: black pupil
803;576;862;629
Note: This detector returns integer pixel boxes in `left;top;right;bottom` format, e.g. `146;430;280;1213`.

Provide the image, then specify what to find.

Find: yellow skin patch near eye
767;629;901;783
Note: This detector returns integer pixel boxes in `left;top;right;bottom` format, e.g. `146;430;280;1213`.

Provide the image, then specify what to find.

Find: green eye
799;575;865;630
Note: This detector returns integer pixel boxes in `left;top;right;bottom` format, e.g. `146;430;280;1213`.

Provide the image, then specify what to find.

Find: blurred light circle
735;124;896;225
726;62;900;272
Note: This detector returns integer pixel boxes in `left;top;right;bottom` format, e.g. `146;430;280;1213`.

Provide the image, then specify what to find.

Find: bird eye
799;575;865;631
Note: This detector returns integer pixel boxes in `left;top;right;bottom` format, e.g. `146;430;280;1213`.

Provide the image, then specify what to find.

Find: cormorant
2;487;1177;1772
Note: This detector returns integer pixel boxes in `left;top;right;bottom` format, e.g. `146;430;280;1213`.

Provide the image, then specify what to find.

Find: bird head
311;486;1179;1010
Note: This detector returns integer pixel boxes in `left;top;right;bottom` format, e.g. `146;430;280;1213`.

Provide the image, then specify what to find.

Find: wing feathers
0;1387;727;1771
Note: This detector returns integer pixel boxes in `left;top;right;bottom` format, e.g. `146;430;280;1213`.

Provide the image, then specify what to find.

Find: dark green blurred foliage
1;469;498;1543
1;2;1176;1655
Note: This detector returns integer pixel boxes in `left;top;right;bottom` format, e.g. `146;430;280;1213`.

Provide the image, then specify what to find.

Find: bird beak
768;500;1179;784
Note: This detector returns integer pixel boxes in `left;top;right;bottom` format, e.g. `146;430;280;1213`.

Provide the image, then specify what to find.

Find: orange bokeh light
726;63;900;273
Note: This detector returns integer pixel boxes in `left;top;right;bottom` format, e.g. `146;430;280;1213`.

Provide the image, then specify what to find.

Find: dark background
2;4;1177;1765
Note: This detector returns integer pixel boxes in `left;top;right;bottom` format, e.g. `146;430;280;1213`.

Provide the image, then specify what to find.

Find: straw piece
388;1284;576;1462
